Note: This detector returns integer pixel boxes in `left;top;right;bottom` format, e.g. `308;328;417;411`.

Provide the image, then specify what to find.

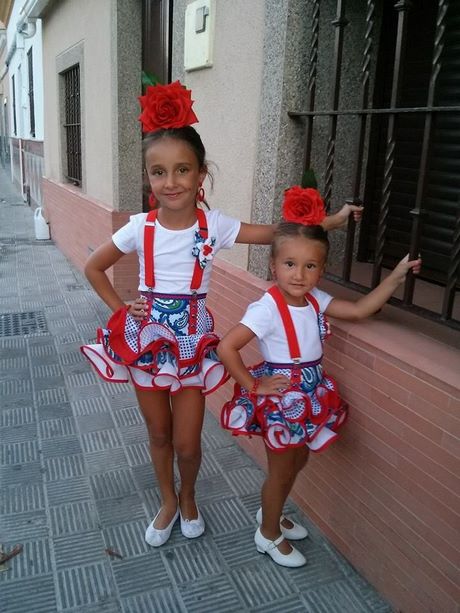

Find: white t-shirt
240;288;333;363
112;210;241;293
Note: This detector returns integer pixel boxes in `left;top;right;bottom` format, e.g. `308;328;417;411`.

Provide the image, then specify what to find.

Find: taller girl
81;81;361;547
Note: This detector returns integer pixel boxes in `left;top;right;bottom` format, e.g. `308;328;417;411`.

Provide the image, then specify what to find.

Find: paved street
0;164;391;612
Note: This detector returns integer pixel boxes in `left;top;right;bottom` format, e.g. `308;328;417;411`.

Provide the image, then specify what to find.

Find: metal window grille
289;0;460;328
27;48;35;138
62;64;81;185
11;74;17;135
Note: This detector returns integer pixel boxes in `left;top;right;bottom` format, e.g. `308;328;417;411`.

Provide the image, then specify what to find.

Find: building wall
5;3;45;201
41;0;114;204
6;5;44;141
172;0;266;270
40;0;142;263
0;26;11;166
207;258;460;613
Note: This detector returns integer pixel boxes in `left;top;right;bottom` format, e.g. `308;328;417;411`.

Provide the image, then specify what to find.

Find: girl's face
270;236;327;306
145;137;206;214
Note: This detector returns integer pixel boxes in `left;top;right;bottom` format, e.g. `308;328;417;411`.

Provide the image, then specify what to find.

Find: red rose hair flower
282;186;326;225
138;81;199;132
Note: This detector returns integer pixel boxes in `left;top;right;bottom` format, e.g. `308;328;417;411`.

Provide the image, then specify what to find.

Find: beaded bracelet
250;378;260;396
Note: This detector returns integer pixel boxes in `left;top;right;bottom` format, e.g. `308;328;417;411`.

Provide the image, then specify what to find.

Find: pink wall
207;259;460;613
43;179;138;301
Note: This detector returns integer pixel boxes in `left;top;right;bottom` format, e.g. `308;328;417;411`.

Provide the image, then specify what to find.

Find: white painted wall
174;0;266;270
41;0;114;205
6;1;44;140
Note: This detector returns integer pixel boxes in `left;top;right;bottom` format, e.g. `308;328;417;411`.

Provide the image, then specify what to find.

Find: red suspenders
267;285;321;383
143;208;208;334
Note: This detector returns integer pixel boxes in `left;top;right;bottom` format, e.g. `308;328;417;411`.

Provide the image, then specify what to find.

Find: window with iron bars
290;0;459;328
27;47;35;138
62;64;81;185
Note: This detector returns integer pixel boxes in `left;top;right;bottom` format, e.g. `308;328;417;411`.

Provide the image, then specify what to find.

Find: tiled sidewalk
0;166;392;612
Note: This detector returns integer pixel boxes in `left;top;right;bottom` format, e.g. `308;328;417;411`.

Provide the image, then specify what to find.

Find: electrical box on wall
184;0;216;71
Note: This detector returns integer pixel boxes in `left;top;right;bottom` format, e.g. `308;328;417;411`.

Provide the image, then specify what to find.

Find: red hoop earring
197;186;206;203
148;193;157;209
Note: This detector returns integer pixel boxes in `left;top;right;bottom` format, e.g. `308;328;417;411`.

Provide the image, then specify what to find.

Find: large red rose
282;186;326;225
138;81;198;132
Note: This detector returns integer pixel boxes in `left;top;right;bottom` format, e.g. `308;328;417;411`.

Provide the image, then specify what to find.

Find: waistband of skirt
140;291;207;301
264;358;322;369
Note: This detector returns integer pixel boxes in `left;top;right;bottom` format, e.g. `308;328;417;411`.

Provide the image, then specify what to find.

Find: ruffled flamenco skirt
221;360;348;453
80;293;228;395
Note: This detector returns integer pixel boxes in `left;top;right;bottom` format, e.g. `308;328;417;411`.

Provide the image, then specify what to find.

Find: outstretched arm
325;255;422;321
217;324;290;395
234;204;364;245
321;203;364;231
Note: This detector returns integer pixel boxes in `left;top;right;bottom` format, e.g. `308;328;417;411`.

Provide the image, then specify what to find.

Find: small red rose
139;81;198;132
282;186;326;225
202;245;213;256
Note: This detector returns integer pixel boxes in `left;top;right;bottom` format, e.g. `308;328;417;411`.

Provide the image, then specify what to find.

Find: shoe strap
266;534;285;550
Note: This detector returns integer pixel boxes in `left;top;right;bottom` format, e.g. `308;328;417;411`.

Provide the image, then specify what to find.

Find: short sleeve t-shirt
240;287;333;363
112;209;241;294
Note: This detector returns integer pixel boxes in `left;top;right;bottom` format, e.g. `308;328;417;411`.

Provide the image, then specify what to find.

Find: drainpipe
5;39;17;66
18;137;26;201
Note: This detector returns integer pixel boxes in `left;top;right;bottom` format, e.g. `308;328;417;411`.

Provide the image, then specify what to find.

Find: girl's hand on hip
128;296;148;321
256;375;291;396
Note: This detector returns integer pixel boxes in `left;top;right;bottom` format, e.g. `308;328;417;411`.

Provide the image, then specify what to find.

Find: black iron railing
289;0;460;328
63;64;81;185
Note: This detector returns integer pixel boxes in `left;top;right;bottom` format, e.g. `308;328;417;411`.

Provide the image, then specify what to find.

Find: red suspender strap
190;208;208;291
267;286;301;361
188;208;208;334
143;208;208;334
144;210;157;289
306;292;319;315
143;208;208;291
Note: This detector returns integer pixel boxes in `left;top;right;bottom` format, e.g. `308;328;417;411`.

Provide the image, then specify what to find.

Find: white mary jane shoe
180;508;205;539
254;528;306;567
145;507;179;547
256;507;308;540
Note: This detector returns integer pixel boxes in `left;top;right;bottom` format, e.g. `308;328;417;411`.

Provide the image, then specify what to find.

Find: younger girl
81;81;362;548
218;221;421;567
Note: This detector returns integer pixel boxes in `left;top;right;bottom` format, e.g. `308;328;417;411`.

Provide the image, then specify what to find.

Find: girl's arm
235;223;277;245
84;241;127;312
325;255;422;321
217;324;290;395
321;203;364;231
234;204;363;245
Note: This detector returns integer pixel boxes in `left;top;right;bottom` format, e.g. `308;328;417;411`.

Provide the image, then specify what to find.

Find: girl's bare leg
171;388;205;519
281;446;309;529
260;447;298;554
135;388;177;528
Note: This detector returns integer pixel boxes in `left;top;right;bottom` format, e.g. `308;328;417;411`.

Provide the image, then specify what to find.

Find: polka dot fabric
81;293;228;395
221;361;348;453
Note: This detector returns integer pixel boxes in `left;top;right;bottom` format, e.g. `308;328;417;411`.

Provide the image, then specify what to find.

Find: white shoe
180;508;205;539
145;507;179;547
256;507;308;540
254;528;306;567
